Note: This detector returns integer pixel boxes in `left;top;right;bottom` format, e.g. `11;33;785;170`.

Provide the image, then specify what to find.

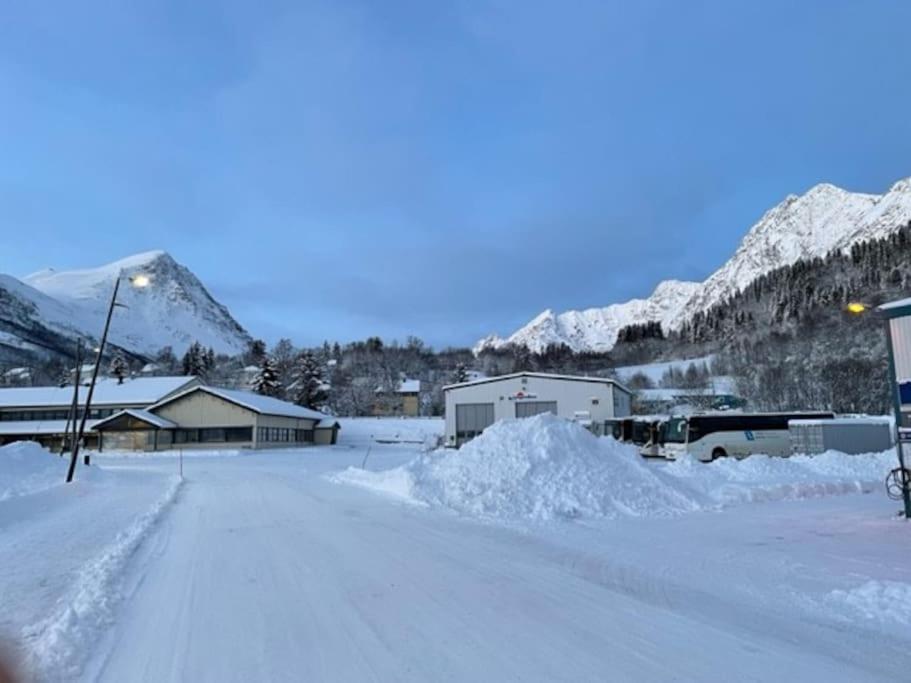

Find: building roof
0;419;100;436
398;379;421;393
443;371;631;394
0;376;199;409
92;409;177;430
149;385;333;423
879;297;911;318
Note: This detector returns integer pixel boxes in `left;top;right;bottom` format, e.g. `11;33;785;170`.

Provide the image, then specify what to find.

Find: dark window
200;428;226;442
225;427;252;442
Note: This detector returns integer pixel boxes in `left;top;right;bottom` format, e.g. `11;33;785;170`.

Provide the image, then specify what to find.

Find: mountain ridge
1;251;251;360
477;176;911;354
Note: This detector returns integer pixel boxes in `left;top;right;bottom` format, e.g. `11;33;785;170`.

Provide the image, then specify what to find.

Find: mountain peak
478;173;911;354
11;251;250;357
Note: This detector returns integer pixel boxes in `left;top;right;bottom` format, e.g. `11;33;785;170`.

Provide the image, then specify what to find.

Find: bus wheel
711;447;727;460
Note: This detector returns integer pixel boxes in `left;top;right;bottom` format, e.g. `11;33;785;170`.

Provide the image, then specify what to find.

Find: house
92;385;340;451
374;378;422;417
443;372;632;447
0;376;201;450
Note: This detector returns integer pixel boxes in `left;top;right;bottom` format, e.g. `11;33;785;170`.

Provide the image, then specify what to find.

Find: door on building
455;403;495;445
515;401;558;418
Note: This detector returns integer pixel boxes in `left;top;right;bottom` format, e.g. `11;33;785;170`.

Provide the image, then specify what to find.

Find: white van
656;412;835;462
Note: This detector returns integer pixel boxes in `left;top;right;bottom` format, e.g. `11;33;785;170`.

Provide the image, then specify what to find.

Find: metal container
789;418;893;455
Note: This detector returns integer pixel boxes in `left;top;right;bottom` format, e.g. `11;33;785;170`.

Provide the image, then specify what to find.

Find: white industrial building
443;372;632;446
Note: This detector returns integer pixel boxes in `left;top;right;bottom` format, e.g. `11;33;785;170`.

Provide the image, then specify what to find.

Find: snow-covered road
79;447;911;683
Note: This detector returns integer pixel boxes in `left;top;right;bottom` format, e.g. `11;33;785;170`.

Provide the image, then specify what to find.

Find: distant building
0;377;340;451
374;379;422;417
0;376;200;450
93;385;339;451
443;372;632;447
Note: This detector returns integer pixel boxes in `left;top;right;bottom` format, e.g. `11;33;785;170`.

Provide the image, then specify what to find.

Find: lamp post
848;301;911;518
66;271;150;483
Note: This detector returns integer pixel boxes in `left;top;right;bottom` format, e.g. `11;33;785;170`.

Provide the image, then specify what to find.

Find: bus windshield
662;417;688;444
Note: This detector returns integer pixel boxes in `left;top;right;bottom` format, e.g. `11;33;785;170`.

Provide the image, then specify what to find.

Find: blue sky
3;0;911;349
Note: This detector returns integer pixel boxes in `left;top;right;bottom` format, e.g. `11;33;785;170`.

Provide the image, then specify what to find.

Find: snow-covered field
1;416;910;682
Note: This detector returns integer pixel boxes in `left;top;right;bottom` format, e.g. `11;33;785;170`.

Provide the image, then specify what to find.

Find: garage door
515;401;558;418
456;403;495;444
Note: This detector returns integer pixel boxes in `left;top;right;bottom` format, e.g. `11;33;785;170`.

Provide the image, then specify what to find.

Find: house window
225;427;252;442
200;428;226;442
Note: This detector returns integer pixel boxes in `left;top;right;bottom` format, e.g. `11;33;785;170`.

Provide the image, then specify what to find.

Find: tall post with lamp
857;299;911;518
66;271;150;483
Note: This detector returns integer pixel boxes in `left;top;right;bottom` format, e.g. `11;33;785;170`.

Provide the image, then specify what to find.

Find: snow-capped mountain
475;280;701;354
1;251;251;359
478;176;911;353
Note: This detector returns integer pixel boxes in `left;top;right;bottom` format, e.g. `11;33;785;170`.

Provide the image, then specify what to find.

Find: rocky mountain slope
475;280;701;354
478;176;911;353
1;251;251;360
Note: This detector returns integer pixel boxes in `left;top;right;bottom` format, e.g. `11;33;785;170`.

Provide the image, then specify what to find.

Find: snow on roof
0;419;100;436
152;385;331;422
398;379;421;393
879;297;911;312
92;409;177;430
444;372;629;393
0;376;198;409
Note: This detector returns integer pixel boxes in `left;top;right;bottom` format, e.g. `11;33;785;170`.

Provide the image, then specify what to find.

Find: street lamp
66;271;150;483
847;299;911;518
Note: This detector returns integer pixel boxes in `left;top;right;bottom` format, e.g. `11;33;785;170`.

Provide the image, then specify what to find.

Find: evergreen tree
181;342;207;376
246;339;267;366
290;351;327;408
452;362;469;384
109;352;128;384
252;356;282;397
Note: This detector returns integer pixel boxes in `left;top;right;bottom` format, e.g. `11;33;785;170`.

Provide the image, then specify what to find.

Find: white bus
655;412;835;462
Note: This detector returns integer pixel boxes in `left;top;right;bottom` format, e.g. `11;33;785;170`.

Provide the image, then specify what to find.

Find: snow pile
21;475;183;680
333;414;699;521
0;441;105;500
826;580;911;627
332;415;898;523
664;450;895;506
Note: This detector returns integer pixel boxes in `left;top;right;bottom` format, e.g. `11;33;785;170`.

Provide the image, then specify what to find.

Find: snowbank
0;441;106;500
332;414;700;521
826;580;911;627
663;450;895;507
331;415;897;523
18;474;182;681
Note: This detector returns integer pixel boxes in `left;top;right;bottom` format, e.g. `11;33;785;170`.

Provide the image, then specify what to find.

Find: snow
93;409;177;429
153;385;332;422
825;580;911;627
0;442;106;500
397;379;421;393
7;250;251;356
0;419;100;436
613;355;714;383
333;414;697;520
333;415;898;521
0;376;198;408
2;419;911;681
479;175;911;353
879;296;911;312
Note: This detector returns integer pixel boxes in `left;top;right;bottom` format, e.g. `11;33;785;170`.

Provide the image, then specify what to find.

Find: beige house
0;376;200;450
374;379;422;417
92;385;339;451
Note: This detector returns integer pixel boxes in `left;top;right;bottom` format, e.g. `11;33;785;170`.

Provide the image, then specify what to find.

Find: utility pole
68;276;121;482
